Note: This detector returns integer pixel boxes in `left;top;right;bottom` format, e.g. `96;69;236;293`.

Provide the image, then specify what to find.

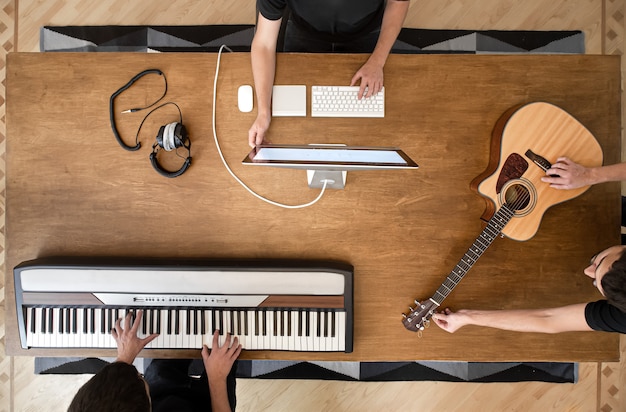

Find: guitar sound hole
503;183;532;212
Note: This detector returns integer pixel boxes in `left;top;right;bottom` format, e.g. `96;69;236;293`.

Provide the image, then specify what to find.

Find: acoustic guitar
402;102;603;335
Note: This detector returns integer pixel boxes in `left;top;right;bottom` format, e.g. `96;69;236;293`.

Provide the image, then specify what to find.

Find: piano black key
331;310;336;338
167;309;173;335
100;309;106;334
287;310;292;337
40;308;45;334
148;309;155;335
201;310;206;335
186;309;191;335
58;308;64;334
156;309;161;334
254;310;260;336
82;308;88;334
140;309;146;334
65;308;72;334
232;310;239;335
218;310;224;335
298;310;303;337
174;309;180;335
316;310;322;337
90;309;96;334
107;308;113;332
211;310;217;334
262;309;267;336
48;307;54;334
229;311;235;335
72;308;78;334
193;310;199;335
30;307;36;334
305;310;310;337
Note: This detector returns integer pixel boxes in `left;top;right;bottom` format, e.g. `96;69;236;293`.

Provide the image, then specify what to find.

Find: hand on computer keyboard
350;58;384;99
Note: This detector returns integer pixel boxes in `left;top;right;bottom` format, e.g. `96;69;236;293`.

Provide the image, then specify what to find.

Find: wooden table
5;52;621;361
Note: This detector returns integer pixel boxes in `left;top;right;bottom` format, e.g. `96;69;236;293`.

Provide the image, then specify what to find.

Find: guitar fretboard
431;204;515;305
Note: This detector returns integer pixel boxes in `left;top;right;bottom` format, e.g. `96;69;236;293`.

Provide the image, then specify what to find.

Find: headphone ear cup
174;123;188;148
156;125;166;148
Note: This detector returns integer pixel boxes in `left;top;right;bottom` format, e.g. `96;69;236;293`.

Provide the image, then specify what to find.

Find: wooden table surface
5;52;621;361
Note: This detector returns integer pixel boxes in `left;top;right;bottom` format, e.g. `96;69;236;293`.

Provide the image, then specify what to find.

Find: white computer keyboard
311;86;385;118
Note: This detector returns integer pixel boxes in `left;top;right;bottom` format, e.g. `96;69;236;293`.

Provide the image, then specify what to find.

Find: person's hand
248;114;271;148
541;157;592;189
202;331;242;382
350;58;384;99
431;308;468;333
111;310;159;364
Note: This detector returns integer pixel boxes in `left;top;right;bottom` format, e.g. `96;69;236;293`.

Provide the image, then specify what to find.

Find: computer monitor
242;144;418;189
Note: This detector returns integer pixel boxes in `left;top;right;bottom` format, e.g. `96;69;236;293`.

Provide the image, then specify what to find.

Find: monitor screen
242;144;418;171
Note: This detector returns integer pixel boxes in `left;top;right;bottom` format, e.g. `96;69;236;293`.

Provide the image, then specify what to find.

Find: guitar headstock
402;298;440;334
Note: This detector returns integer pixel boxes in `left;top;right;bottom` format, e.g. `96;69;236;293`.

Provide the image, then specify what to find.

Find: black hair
601;249;626;312
68;361;150;412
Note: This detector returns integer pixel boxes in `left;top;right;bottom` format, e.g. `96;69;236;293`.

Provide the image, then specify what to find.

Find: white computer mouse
238;85;254;112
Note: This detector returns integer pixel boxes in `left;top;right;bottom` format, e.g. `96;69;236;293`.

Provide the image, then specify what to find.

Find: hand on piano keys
25;306;347;352
111;310;159;363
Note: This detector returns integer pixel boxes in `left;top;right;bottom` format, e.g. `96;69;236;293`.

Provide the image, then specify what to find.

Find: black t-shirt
258;0;385;41
585;300;626;333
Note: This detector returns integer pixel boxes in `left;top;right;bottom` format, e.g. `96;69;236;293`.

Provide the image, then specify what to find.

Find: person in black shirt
433;245;626;334
68;310;241;412
248;0;410;147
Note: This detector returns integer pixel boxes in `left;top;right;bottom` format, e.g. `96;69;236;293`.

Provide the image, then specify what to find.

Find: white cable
212;44;330;209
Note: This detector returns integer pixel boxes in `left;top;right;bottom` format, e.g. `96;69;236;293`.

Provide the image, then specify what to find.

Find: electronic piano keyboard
14;257;354;353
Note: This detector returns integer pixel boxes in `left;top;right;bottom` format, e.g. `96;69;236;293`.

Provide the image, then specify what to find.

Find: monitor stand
307;170;347;189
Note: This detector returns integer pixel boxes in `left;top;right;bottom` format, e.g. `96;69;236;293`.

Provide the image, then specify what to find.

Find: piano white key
337;311;346;351
79;308;88;348
281;310;290;351
190;309;202;349
263;310;276;349
290;311;298;351
326;311;337;352
70;307;80;347
242;311;253;350
319;311;326;352
61;308;70;348
311;311;320;352
202;309;213;348
273;310;281;350
26;308;35;347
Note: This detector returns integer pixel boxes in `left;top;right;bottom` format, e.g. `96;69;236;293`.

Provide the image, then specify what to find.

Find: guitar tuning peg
424;320;431;328
408;306;414;312
414;299;420;305
417;330;423;338
401;313;407;318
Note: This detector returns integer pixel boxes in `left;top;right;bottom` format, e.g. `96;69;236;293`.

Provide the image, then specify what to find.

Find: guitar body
403;102;604;334
472;102;603;241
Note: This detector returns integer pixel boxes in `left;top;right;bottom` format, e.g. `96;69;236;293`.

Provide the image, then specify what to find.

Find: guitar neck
431;204;515;305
